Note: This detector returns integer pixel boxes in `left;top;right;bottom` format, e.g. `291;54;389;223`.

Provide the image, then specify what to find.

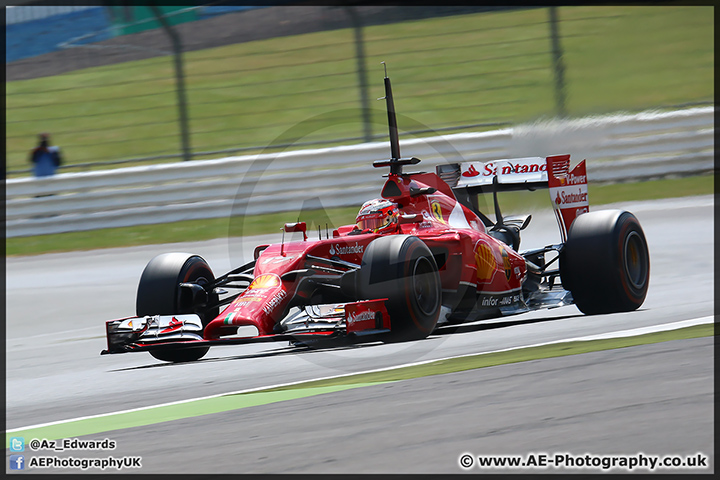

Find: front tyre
358;235;441;341
136;252;219;362
560;210;649;314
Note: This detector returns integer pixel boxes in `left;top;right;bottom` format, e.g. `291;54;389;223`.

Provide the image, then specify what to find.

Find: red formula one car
102;73;650;362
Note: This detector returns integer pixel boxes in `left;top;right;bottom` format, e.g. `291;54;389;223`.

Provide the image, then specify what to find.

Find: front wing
101;299;391;355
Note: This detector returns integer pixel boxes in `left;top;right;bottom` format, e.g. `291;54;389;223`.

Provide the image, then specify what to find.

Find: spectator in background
30;132;62;177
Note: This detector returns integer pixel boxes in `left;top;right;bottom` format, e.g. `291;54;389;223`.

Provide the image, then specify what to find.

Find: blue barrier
6;7;112;63
5;5;267;64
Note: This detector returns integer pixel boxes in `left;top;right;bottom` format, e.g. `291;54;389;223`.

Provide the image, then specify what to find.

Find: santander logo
553;188;588;206
484;161;547;176
329;242;364;256
347;310;375;324
462;164;480;177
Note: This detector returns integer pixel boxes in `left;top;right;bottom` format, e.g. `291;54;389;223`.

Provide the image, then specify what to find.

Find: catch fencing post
548;6;567;118
346;6;372;143
149;5;192;161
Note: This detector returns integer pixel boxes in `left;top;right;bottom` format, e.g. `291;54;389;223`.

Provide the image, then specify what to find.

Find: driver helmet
355;198;399;234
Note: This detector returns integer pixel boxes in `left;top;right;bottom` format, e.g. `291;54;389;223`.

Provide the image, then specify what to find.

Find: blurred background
5;3;713;177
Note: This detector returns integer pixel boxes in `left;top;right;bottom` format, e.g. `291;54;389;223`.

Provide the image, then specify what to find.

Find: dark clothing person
30;133;62;177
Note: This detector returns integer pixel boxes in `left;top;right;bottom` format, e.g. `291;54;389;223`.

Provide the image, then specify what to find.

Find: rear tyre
358;235;441;341
560;210;649;315
136;253;219;362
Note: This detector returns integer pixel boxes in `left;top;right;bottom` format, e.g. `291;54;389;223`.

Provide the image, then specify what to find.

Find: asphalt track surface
5;195;714;473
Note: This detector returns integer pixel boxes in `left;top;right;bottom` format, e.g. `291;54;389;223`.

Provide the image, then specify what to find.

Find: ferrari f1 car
102;71;650;363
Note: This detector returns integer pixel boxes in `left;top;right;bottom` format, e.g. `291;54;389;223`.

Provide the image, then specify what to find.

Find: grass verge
264;323;714;392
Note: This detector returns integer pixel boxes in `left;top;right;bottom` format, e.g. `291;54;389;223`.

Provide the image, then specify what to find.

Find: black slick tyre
136;252;219;362
358;235;441;341
560;210;649;315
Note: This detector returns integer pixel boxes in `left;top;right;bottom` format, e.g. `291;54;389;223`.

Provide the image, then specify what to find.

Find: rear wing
437;154;588;242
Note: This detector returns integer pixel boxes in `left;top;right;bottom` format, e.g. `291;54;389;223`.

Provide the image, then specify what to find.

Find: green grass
5;6;713;174
5;205;359;256
6;174;713;256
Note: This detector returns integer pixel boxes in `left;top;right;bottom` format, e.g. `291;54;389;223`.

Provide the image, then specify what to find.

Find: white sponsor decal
480;293;522;307
448;201;472;229
261;256;293;265
564;172;587;186
551;185;589;207
262;290;287;315
347;310;375;324
329;242;364;256
458;157;548;187
483;160;547;177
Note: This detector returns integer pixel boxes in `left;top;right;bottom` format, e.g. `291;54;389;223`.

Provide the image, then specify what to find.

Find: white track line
7;316;713;433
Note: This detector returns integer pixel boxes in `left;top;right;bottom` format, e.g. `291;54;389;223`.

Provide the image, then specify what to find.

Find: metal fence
6;106;713;238
5;5;714;177
5;5;97;24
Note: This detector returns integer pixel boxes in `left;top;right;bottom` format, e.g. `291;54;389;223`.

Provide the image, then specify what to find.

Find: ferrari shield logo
431;200;444;222
501;248;511;281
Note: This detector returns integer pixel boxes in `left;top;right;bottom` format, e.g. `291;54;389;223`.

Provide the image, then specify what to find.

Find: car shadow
432;310;585;336
108;337;379;371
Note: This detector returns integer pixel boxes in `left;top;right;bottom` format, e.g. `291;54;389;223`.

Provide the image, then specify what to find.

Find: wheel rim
624;231;647;290
180;262;215;324
412;256;439;316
